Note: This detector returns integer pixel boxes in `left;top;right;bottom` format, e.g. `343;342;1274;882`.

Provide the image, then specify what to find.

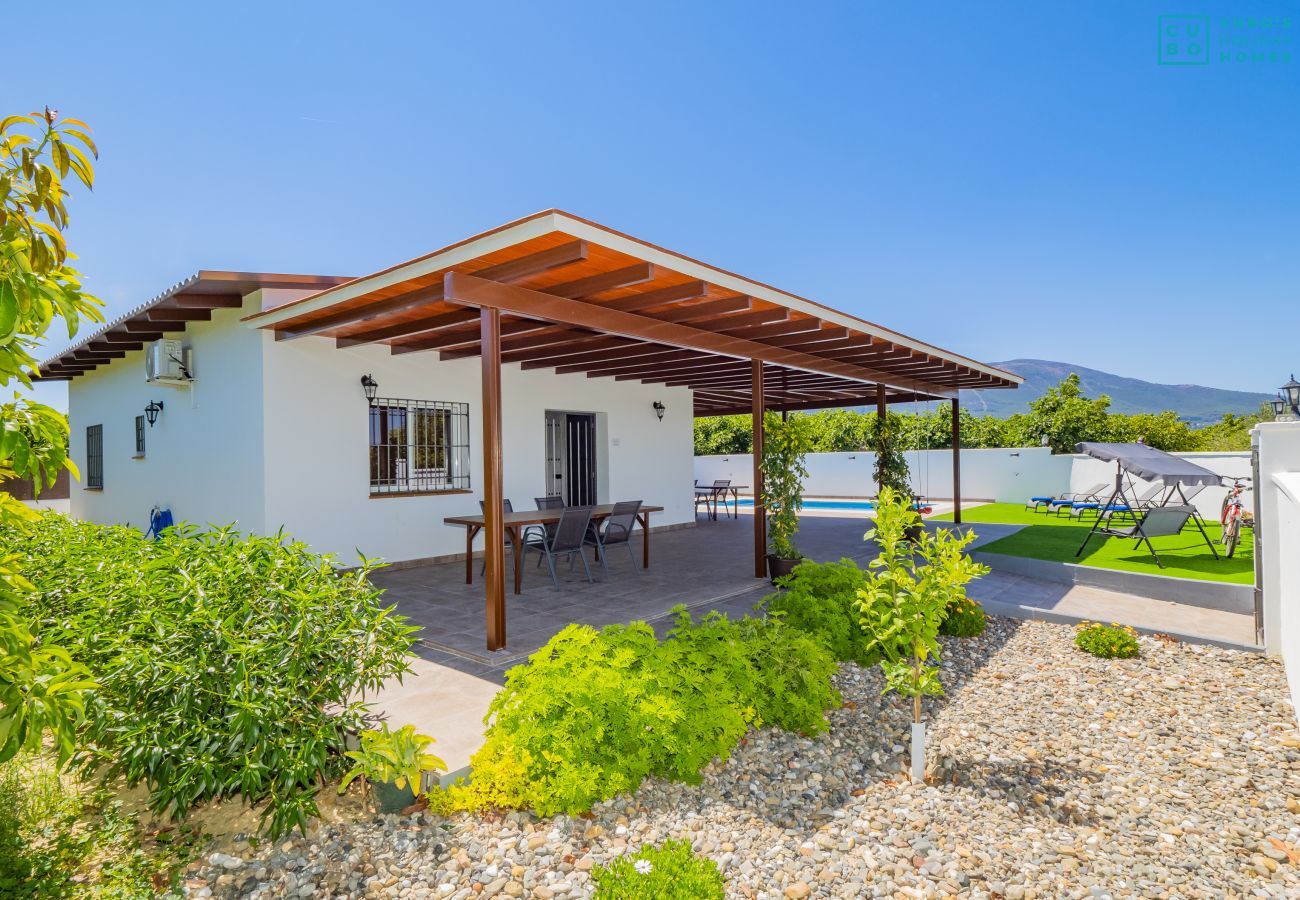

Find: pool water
735;498;875;512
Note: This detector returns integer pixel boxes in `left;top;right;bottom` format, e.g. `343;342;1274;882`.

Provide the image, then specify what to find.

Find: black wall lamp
361;374;379;405
144;400;164;427
1271;374;1300;422
653;401;666;421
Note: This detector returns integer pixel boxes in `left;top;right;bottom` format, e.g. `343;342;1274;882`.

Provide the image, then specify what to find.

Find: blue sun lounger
1025;482;1108;512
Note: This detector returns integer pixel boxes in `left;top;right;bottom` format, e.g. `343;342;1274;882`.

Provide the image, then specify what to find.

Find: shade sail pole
752;360;766;578
481;307;506;651
951;397;962;525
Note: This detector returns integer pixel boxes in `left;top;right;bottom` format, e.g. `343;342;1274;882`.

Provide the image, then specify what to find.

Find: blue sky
12;0;1298;411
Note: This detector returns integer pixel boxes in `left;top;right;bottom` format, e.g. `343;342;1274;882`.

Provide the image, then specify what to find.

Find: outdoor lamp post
1273;375;1300;422
360;374;379;405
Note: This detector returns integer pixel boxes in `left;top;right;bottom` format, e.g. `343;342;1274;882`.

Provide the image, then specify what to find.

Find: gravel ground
186;617;1300;899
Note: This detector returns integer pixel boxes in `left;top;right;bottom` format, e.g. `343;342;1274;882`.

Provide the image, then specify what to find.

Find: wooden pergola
246;211;1020;649
47;211;1019;652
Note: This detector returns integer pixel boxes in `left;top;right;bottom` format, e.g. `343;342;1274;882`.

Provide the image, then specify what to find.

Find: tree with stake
856;487;988;781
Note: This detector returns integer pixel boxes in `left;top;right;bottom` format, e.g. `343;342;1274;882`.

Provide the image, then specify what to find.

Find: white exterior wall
1255;423;1300;675
694;447;1069;502
695;448;1249;518
261;330;695;565
67;296;266;532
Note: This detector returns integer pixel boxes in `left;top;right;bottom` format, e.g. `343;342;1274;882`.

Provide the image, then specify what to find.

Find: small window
86;424;103;489
134;415;146;457
369;399;470;495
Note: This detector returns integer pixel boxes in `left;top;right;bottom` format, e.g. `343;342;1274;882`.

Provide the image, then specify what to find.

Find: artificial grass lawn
932;503;1253;584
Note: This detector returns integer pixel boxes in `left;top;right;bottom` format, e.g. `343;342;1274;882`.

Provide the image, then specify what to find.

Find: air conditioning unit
145;339;192;384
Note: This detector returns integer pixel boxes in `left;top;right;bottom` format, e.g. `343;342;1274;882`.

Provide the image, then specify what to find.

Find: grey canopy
1074;442;1225;487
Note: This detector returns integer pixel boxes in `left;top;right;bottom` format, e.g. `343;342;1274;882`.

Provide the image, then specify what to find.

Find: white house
39;211;1020;647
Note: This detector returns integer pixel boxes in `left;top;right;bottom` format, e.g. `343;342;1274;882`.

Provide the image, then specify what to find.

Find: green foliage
693;375;1263;457
0;108;102;769
0;751;199;897
1074;622;1140;659
692;414;752;454
857;488;989;722
439;609;838;816
870;412;912;498
767;558;876;665
1023;373;1112;453
340;724;446;793
761;411;814;560
938;594;987;638
592;839;725;899
1;514;417;839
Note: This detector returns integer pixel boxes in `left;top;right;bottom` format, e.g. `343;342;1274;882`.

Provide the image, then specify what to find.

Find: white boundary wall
1254;423;1300;717
695;447;1247;516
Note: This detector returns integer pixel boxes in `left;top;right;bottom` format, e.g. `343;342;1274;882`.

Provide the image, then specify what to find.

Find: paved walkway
364;509;1259;773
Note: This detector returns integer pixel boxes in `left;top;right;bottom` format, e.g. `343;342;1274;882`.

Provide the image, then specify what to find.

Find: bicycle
1219;476;1253;559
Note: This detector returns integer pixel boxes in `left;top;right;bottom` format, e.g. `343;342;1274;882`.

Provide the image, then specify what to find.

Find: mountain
962;359;1272;425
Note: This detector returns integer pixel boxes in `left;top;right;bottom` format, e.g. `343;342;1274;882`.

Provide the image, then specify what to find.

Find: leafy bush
768;558;875;664
340;724;446;793
938;595;987;638
0;751;198;897
592;839;725;899
438;609;838;816
1;515;416;838
1075;622;1140;659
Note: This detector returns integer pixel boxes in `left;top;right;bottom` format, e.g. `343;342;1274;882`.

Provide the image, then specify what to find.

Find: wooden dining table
444;504;664;594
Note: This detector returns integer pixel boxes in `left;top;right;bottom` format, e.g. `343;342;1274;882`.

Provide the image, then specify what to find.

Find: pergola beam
283;240;592;342
438;273;954;396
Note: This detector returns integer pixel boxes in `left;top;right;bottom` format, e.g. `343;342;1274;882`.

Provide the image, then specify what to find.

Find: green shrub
1075;622;1139;659
938;594;987;638
592;839;725;899
0;751;199;897
768;558;875;664
1;515;416;839
439;609;838;816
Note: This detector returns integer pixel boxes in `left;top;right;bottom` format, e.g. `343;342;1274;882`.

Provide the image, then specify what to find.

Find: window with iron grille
369;399;470;494
134;415;146;456
86;424;103;488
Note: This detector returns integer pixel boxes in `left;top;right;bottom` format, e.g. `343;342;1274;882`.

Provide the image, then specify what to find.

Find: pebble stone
185;617;1300;898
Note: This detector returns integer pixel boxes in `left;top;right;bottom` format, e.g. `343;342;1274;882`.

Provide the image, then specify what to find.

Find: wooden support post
951;396;962;525
752;360;766;578
876;383;888;495
481;307;506;651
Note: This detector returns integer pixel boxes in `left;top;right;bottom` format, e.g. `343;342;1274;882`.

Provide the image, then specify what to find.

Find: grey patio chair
532;496;565;565
523;505;596;590
1097;504;1218;568
1129;483;1170;510
477;499;544;574
584;500;642;574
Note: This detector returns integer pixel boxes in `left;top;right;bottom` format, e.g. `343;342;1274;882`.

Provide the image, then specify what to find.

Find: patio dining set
694;479;748;521
445;499;662;593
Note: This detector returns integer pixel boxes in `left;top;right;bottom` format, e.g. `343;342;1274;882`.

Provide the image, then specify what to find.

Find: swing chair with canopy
1072;441;1223;568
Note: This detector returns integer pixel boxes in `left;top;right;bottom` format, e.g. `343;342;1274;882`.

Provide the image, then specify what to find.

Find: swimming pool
735;498;875;512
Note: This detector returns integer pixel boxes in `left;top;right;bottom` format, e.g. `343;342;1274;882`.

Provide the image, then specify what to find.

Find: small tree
856;487;988;780
869;411;911;499
0;108;102;764
761;411;814;561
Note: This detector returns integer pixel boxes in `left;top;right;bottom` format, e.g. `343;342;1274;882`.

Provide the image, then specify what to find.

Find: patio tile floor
371;511;1258;684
